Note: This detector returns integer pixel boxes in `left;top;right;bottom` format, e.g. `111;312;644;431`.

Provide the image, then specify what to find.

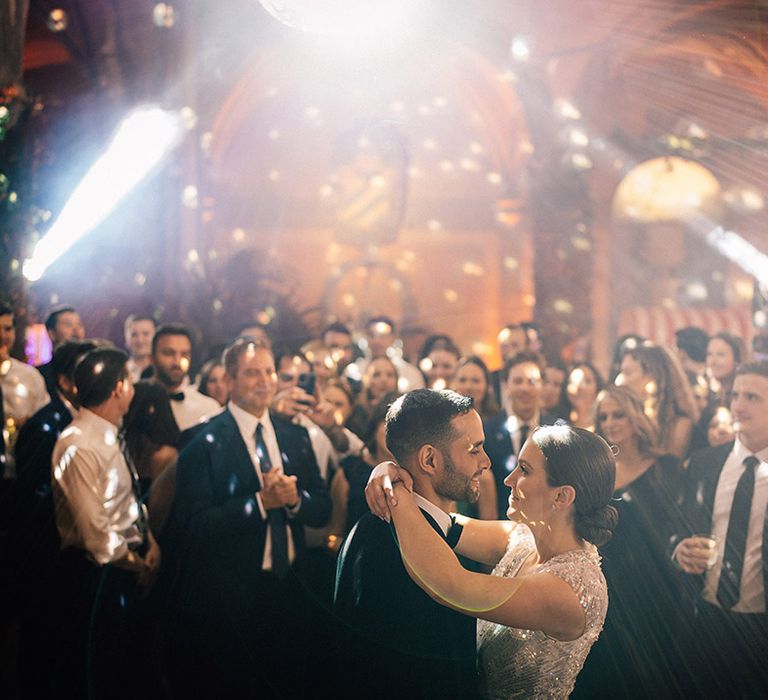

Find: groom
333;389;490;700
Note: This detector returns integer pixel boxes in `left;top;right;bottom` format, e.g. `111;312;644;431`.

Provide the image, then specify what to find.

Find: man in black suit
673;360;768;698
484;351;555;518
170;337;331;696
334;389;488;700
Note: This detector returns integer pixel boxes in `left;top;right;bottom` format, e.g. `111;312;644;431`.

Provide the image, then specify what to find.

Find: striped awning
618;306;753;348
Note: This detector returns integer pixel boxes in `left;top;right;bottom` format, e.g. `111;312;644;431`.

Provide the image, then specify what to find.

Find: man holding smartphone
274;352;336;480
273;352;364;466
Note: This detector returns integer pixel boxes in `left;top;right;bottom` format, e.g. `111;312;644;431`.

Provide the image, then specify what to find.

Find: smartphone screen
297;372;316;399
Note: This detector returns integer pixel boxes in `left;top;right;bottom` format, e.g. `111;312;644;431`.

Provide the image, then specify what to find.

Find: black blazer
36;361;57;401
334;510;478;700
173;409;331;603
483;410;557;519
15;393;73;496
676;441;768;609
4;393;72;596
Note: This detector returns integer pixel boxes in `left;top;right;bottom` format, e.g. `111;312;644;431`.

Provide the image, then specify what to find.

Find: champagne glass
692;534;718;569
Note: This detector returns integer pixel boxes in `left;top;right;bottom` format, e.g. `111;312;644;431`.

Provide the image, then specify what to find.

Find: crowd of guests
0;301;766;698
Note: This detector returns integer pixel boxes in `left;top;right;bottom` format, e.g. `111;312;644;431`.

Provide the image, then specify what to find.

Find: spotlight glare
510;36;531;62
705;226;768;287
22;258;45;283
260;0;427;51
23;107;185;281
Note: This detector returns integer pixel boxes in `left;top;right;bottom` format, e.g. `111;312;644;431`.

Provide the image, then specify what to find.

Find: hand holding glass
691;534;717;569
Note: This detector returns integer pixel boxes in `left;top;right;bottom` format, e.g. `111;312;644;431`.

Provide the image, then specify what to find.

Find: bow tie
169;391;185;402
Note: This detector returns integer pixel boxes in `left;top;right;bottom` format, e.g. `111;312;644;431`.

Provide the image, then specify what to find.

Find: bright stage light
259;0;428;52
23;107;185;282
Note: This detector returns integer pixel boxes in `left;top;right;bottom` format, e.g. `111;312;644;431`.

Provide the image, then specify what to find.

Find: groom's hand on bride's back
365;461;412;521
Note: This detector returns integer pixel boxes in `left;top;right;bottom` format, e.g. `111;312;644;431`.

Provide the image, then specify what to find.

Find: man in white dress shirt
674;360;768;697
150;323;221;431
51;347;160;697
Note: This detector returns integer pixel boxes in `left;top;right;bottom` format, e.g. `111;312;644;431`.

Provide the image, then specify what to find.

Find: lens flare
24;107;185;281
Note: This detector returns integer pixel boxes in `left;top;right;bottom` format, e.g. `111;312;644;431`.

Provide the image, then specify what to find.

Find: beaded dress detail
477;524;608;699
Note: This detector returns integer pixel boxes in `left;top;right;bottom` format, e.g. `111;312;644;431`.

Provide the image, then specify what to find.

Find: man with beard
150;323;221;431
334;389;489;699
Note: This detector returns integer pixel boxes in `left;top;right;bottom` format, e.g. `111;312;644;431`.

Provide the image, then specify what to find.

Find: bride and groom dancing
333;388;617;699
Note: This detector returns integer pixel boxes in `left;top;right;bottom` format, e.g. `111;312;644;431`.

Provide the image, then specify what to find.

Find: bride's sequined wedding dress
477;525;608;699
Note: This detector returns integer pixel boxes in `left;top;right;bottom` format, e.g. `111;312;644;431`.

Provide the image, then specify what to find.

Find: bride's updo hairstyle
531;425;618;547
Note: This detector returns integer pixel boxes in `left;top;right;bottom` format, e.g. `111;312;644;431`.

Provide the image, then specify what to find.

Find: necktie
255;423;290;579
118;432;149;551
168;391;184;402
518;424;529;453
717;455;759;609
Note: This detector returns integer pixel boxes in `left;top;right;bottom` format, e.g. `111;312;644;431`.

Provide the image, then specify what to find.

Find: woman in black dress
573;385;693;698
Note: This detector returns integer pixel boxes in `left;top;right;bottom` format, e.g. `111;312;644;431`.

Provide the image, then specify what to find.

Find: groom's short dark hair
385;389;473;466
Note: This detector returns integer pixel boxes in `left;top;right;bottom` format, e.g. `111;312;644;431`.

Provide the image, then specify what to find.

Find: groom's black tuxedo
334;509;478;700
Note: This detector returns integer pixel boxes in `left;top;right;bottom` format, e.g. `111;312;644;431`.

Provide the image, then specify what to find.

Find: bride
366;424;617;699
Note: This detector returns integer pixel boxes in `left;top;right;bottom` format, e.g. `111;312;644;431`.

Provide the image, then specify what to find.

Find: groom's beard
434;452;481;504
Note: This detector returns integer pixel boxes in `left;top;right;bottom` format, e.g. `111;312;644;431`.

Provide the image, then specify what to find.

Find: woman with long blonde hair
616;342;697;459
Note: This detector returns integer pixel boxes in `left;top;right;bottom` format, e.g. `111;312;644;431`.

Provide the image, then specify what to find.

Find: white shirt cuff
255;492;267;520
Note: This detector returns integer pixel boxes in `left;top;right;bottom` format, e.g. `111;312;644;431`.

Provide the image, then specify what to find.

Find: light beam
23;107;186;282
